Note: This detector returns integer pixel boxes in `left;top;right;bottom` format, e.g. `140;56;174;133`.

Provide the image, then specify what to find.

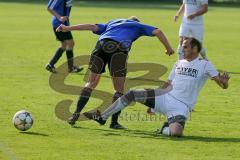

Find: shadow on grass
73;126;240;143
20;131;49;137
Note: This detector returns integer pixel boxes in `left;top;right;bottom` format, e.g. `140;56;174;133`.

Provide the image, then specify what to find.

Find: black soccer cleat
83;111;106;125
68;113;80;126
110;122;126;130
156;121;169;134
69;66;84;73
45;64;57;73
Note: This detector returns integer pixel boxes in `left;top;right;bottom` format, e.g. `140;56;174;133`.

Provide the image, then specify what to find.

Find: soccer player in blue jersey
46;0;83;73
57;16;175;129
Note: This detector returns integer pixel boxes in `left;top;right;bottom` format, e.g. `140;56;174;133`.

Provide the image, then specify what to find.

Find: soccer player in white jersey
174;0;208;60
84;38;230;137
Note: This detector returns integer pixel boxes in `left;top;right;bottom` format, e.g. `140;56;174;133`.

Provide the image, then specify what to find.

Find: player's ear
192;45;199;53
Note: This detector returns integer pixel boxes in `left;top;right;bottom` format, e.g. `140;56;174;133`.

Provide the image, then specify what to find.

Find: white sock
162;127;171;136
101;97;128;120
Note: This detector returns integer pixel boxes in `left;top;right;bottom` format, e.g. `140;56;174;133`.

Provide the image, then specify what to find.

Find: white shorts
154;93;189;119
179;23;204;42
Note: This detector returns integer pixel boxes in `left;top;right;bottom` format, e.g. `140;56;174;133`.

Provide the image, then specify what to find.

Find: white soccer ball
12;110;34;131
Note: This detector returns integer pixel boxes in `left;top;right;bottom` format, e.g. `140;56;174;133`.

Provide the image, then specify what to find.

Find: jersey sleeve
140;24;158;37
204;61;219;79
48;0;61;10
200;0;208;5
168;61;178;81
92;24;107;35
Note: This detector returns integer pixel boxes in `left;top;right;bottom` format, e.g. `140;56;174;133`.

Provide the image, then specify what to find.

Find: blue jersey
93;19;157;47
47;0;73;28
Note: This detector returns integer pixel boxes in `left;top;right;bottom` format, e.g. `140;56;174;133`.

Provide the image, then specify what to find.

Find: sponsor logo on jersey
176;67;199;78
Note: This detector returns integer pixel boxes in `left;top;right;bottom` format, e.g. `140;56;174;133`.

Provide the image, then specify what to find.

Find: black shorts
53;27;73;42
89;39;129;77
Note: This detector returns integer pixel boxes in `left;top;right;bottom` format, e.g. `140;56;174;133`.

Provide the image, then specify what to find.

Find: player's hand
187;13;196;20
165;47;175;56
59;16;68;22
56;24;70;32
220;72;230;84
147;108;155;115
174;15;179;22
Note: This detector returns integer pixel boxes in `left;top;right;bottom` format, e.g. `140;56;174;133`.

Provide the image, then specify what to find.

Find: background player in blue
57;16;175;129
46;0;83;73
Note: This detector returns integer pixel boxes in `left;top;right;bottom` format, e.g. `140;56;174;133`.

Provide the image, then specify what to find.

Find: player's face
182;39;192;59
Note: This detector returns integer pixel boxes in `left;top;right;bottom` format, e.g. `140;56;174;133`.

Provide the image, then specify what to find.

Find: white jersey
183;0;208;25
168;57;218;110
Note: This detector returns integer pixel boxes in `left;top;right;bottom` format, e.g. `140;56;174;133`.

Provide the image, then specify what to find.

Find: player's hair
128;16;140;22
189;38;202;53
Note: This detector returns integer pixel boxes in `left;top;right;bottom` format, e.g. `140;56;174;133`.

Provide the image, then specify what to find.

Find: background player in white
84;38;230;137
174;0;208;60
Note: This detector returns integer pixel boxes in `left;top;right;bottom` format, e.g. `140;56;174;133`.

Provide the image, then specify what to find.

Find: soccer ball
12;110;34;131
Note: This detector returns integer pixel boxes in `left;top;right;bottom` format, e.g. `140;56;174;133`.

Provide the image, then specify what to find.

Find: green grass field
0;1;240;160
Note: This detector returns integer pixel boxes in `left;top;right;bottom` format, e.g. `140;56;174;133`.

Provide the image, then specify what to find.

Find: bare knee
61;41;67;50
85;80;98;89
169;122;184;137
66;40;75;49
85;74;100;89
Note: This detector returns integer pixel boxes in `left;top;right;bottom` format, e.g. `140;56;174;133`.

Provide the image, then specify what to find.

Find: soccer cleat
45;64;57;73
68;66;84;73
68;113;80;125
83;110;106;125
83;111;106;125
110;122;126;130
156;122;169;134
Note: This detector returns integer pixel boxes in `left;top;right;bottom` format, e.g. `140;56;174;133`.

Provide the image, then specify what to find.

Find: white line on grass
0;141;19;160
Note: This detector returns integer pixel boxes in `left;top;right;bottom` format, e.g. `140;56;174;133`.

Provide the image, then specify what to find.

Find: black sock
111;92;123;124
49;48;65;67
75;87;93;113
66;50;74;69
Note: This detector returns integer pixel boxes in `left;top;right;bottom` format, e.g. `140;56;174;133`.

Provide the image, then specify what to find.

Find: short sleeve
204;61;219;79
92;24;107;35
140;24;158;37
168;61;178;81
200;0;208;5
48;0;61;10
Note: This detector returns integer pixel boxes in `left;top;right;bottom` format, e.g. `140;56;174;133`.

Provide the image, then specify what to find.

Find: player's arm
174;4;185;22
56;24;99;32
47;0;68;23
188;4;208;20
161;80;172;89
212;72;230;89
152;29;175;56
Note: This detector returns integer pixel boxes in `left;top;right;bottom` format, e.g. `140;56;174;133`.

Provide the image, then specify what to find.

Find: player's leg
157;94;188;137
109;51;128;129
110;76;125;129
68;42;106;125
159;116;186;137
68;71;101;125
177;37;184;60
191;24;207;59
65;32;83;73
178;23;190;59
46;29;67;73
100;89;155;122
84;87;172;125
